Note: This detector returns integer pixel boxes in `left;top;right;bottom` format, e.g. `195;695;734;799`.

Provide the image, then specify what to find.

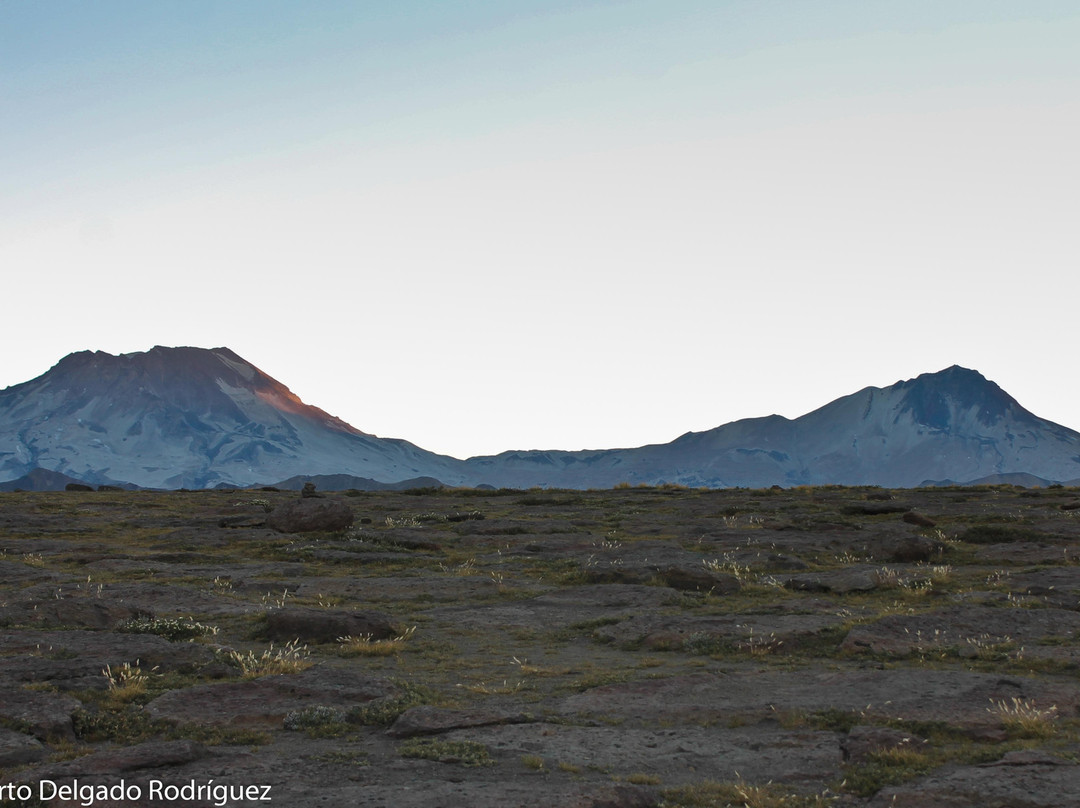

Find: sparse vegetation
102;661;156;702
3;485;1080;804
337;625;417;656
398;738;494;766
224;640;311;678
117;616;218;641
660;779;838;807
989;697;1059;738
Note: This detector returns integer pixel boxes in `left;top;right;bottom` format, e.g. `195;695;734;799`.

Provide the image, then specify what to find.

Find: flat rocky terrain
3;483;1080;807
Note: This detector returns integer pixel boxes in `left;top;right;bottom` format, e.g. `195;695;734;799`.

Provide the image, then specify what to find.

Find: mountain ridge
1;347;1078;490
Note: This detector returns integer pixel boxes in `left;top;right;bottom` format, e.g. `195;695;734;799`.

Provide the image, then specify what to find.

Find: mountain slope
461;366;1080;488
0;346;465;489
2;350;1077;490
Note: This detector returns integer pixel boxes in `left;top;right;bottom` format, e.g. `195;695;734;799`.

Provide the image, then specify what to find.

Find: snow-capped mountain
0;346;464;489
1;348;1078;490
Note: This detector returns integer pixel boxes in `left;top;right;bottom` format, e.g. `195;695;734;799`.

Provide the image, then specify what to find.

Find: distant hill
2;348;1078;490
270;474;445;492
0;467;116;492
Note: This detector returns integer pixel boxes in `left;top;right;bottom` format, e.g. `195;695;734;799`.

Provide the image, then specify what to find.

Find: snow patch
216;353;257;381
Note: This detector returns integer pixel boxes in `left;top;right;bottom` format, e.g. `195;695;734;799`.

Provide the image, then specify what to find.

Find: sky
2;1;1078;459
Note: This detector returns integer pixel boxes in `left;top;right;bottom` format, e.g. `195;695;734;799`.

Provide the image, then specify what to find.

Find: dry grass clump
456;679;526;695
337;625;417;657
438;558;478;575
118;616;218;641
226;640;311;678
398;738;494;767
989;697;1058;737
737;627;785;656
102;661;157;703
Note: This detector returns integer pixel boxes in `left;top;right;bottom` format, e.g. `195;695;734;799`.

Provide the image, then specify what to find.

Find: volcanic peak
895;365;1023;431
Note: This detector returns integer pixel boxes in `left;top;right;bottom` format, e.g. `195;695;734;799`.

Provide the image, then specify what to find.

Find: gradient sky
2;1;1078;459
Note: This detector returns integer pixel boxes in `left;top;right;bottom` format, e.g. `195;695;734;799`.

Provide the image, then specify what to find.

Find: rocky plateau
2;483;1080;806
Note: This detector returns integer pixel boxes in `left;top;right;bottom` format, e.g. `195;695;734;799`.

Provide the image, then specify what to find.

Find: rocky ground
2;484;1080;807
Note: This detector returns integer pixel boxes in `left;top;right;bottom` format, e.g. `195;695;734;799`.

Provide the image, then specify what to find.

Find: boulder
264;606;397;644
266;498;354;533
0;727;47;768
884;535;941;563
661;566;740;593
0;688;82;741
583;567;653;585
902;511;937;527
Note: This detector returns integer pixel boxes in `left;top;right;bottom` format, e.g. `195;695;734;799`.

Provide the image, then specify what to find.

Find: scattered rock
266;498;354;533
301;482;323;499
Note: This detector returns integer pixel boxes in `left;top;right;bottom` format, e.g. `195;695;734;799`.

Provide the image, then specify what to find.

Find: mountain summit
1;348;1078;489
457;365;1080;489
0;346;462;489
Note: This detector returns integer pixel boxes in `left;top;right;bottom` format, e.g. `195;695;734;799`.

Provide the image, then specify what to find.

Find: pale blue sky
2;2;1078;458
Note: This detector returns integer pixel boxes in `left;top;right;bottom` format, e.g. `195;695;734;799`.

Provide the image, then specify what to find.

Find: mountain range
1;346;1078;490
